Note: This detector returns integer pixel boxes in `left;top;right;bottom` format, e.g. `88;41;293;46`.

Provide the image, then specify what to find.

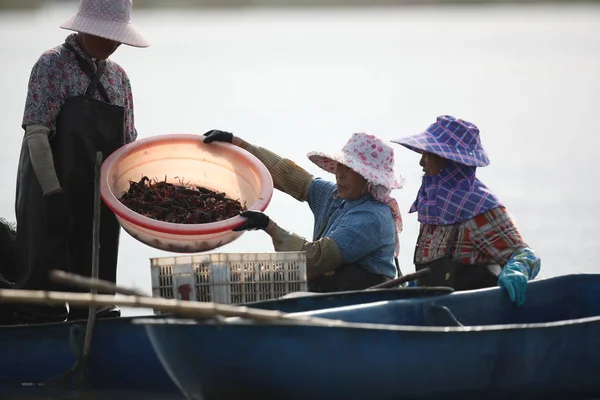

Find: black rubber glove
44;190;73;236
203;130;233;144
233;210;270;232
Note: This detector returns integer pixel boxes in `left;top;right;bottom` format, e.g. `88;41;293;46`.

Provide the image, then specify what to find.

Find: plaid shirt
414;206;528;269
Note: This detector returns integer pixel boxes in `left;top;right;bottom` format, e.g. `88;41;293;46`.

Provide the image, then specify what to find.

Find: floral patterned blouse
21;33;137;143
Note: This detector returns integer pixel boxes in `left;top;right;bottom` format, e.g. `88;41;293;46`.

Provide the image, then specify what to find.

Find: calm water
0;2;599;398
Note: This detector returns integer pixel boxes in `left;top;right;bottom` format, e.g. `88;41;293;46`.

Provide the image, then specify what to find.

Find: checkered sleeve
505;247;541;280
466;207;528;267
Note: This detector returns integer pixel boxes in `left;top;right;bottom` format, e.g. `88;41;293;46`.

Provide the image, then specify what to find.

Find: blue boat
142;274;600;400
246;285;452;312
0;315;180;396
0;286;450;396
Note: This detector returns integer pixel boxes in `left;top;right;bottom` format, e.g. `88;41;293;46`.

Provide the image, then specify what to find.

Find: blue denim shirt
307;178;397;278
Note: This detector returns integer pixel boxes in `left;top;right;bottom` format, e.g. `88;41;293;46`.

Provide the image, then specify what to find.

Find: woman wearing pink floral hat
12;0;149;324
392;115;541;307
204;130;405;292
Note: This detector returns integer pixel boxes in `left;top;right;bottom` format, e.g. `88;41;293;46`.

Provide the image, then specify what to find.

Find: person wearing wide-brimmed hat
12;0;149;324
391;115;541;306
203;130;405;292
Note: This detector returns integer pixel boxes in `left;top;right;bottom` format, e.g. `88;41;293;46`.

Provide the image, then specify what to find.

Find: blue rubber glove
497;248;541;307
498;262;529;307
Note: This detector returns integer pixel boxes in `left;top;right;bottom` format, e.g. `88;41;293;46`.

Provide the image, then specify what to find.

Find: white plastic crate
150;252;307;306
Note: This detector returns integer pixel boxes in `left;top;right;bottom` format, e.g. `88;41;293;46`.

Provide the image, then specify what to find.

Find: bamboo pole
51;270;146;297
367;268;431;290
0;287;345;327
80;151;103;376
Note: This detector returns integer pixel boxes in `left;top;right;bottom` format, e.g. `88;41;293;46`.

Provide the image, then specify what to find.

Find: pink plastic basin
100;134;274;253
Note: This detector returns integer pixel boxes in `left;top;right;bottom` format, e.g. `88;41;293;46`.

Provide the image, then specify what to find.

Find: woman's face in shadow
77;33;121;60
336;163;367;200
420;152;447;176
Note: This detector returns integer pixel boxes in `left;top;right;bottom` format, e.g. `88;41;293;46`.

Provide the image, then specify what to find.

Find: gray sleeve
269;224;343;279
237;138;314;202
24;124;61;195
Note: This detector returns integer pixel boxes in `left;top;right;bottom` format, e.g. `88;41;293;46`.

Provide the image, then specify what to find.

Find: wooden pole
0;288;345;327
51;270;146;297
79;151;103;384
367;268;431;290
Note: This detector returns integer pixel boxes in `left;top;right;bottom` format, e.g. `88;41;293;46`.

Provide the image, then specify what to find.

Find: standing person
203;130;405;292
13;0;149;324
391;115;541;306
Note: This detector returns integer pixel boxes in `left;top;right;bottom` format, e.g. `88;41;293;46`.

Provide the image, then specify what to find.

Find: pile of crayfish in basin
119;176;247;224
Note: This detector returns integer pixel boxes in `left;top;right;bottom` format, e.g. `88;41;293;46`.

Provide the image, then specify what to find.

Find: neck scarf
367;183;402;257
409;160;502;225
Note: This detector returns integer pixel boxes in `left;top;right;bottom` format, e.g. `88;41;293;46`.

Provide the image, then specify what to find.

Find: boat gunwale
133;304;600;334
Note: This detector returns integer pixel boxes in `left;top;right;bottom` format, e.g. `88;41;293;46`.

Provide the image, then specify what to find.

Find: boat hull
0;315;178;393
0;287;450;393
143;274;600;400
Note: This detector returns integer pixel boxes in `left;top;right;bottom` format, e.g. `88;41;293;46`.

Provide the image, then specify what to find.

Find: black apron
308;263;392;293
414;223;501;291
13;42;125;321
307;206;395;293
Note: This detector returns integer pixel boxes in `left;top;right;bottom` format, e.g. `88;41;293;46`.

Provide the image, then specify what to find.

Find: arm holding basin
230;210;344;279
202;130;349;280
203;130;314;202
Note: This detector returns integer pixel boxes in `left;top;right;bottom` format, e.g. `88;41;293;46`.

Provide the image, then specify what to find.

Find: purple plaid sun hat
391;115;490;168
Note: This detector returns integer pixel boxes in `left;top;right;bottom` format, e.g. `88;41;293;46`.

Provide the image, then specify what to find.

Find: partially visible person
391;115;541;306
0;218;16;289
12;0;149;324
0;218;17;323
203;130;405;292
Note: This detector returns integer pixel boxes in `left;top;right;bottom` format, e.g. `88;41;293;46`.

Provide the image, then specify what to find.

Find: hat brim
307;151;404;189
392;132;490;168
60;14;150;48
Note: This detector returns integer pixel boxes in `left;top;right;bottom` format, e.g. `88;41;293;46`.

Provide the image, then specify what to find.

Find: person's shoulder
468;206;512;228
478;206;509;219
106;59;129;78
352;199;395;226
34;45;65;68
366;197;393;211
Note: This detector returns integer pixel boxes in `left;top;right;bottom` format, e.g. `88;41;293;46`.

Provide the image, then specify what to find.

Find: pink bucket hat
60;0;150;48
307;133;404;190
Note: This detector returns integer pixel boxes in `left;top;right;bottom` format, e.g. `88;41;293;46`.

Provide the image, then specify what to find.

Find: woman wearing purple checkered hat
392;115;541;307
203;129;405;293
11;0;149;324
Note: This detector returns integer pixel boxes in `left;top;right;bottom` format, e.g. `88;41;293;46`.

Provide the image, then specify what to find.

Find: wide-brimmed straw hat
307;132;404;189
60;0;150;48
391;115;490;167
